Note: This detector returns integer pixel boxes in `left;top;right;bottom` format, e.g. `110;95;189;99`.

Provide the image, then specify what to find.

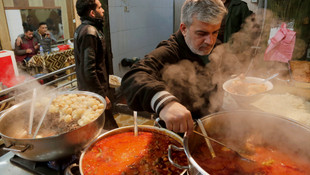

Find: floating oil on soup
82;131;188;175
192;138;310;175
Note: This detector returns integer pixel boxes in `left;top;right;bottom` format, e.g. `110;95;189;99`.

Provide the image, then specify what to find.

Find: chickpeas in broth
48;94;104;127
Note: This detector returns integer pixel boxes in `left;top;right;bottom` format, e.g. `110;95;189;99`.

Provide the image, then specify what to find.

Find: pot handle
154;117;165;128
65;163;79;175
3;144;30;153
168;144;189;169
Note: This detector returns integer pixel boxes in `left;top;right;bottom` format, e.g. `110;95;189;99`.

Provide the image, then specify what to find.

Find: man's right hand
26;49;32;53
16;37;23;46
159;101;193;134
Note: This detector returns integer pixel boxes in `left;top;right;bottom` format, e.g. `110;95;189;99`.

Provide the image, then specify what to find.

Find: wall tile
109;0;174;76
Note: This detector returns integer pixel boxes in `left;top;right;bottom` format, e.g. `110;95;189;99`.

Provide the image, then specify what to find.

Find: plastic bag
264;23;296;63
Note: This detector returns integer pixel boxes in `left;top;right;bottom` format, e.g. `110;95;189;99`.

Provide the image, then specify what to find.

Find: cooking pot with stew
179;111;310;175
0;91;106;161
79;125;188;175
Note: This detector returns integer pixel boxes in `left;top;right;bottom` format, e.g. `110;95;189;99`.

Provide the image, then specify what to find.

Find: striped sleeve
151;91;179;114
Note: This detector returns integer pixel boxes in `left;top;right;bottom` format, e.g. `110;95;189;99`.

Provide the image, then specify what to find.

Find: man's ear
89;10;95;18
180;23;187;37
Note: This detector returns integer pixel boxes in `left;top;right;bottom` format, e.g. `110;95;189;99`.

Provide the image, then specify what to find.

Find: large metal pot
78;125;187;175
0;91;106;161
183;110;310;175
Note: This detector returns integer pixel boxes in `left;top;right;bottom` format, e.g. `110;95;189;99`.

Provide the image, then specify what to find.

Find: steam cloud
161;9;308;115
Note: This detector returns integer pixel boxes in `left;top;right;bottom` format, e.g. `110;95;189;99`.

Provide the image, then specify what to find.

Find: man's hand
159;101;193;134
34;44;39;50
45;31;51;38
26;49;32;53
105;96;112;110
16;37;23;46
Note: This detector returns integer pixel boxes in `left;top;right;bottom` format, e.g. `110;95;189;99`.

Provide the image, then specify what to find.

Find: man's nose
204;35;214;45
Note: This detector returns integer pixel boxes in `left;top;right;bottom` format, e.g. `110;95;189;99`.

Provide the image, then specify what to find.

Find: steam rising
161;10;308;115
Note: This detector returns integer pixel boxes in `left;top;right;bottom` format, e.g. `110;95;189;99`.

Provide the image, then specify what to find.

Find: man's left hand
105;96;112;110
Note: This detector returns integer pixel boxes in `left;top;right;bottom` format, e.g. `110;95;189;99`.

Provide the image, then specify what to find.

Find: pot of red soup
182;110;310;175
79;125;188;175
0;91;106;161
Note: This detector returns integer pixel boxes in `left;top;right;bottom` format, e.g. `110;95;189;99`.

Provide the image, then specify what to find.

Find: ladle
28;88;37;135
193;130;255;163
197;119;216;158
33;95;55;139
133;111;138;136
261;73;279;83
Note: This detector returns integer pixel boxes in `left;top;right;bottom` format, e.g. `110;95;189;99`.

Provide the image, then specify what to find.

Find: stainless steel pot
182;110;310;175
78;125;187;175
0;91;106;161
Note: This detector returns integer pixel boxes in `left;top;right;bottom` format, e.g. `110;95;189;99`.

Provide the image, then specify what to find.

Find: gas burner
10;154;81;175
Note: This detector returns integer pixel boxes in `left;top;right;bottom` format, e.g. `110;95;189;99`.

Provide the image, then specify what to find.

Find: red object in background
57;44;70;51
264;23;296;63
0;50;25;87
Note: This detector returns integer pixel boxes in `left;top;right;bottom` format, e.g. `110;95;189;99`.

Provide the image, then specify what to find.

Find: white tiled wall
109;0;174;76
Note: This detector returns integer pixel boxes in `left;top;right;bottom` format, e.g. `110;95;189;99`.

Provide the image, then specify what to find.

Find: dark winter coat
224;0;253;42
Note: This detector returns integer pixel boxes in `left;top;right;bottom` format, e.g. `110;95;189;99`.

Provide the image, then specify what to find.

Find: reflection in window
20;9;64;40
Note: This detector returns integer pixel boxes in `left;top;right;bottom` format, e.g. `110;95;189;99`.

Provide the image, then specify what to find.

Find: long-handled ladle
197;119;216;158
32;95;55;138
133;111;138;136
28;88;37;135
193;130;255;163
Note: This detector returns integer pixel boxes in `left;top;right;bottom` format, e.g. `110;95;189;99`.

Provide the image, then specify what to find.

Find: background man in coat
217;0;253;43
74;0;118;129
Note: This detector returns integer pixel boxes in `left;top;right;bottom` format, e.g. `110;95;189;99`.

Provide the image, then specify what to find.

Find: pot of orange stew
180;110;310;175
79;125;188;175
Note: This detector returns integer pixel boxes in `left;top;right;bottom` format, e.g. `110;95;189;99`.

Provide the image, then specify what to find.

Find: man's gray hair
181;0;227;26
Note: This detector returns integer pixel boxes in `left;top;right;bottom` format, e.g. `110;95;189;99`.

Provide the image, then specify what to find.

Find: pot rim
183;110;310;175
0;90;106;141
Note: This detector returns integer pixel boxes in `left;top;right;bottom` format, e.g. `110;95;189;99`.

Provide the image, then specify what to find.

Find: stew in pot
82;131;188;175
192;137;310;175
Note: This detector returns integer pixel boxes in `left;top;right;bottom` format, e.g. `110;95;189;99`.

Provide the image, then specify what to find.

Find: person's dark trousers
103;109;118;130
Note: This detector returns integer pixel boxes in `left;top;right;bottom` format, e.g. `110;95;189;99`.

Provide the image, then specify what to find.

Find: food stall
0;0;309;174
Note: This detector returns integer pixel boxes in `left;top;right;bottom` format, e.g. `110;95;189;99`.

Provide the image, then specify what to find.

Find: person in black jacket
74;0;118;129
217;0;253;44
120;0;227;134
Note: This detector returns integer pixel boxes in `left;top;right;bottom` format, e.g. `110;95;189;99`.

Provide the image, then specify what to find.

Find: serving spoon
197;119;216;158
28;88;37;135
133;111;138;136
261;73;279;83
33;95;55;138
193;130;255;163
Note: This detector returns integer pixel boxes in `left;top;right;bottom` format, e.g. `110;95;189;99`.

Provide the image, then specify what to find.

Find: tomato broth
192;141;310;175
82;131;187;175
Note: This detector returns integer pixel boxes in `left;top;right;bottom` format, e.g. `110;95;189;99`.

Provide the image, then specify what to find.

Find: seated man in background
35;22;57;53
14;26;39;67
17;22;57;53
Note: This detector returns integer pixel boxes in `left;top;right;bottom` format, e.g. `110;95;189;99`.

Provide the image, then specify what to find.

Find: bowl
222;77;273;108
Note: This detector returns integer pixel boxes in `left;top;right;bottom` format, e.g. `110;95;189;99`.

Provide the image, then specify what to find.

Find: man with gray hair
121;0;227;134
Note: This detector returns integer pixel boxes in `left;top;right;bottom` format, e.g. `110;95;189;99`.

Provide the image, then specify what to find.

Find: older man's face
181;17;221;56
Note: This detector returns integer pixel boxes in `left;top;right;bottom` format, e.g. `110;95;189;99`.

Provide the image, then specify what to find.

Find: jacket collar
80;16;104;30
174;29;206;65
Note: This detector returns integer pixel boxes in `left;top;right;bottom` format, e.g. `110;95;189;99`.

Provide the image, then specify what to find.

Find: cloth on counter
27;49;74;73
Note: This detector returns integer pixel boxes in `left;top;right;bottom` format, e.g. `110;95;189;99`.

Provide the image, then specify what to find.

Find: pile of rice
251;93;310;127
